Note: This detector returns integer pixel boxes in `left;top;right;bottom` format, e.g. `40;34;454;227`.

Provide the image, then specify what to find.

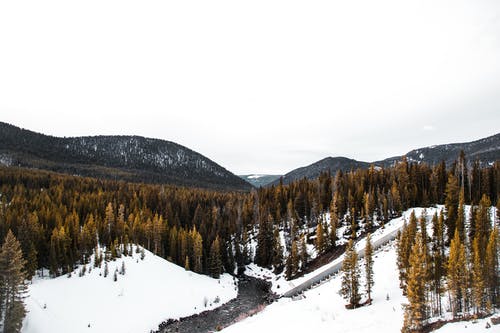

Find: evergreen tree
496;198;500;227
485;228;498;309
474;195;492;262
340;240;360;308
299;235;308;270
271;226;284;273
315;222;326;255
120;261;126;275
364;233;374;304
402;232;427;332
209;237;222;278
447;229;467;317
456;189;466;242
184;256;190;271
329;211;337;249
444;174;459;244
0;230;28;333
397;212;417;292
430;212;445;316
192;229;203;273
471;237;485;315
285;239;299;279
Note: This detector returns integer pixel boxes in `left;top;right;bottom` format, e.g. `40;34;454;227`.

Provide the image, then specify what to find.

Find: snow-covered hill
223;207;498;333
22;246;237;333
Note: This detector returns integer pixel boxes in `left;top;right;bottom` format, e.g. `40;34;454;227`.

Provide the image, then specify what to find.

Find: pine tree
315;222;326;255
272;226;284;273
0;230;28;333
474;195;492;262
286;239;299;279
364;233;374;304
496;198;500;227
120;261;126;275
430;212;445;316
209;237;222;278
192;230;203;273
340;240;360;308
456;189;466;242
397;212;417;293
444;174;459;244
402;232;427;332
299;235;308;270
485;228;498;309
447;229;467;317
471;237;485;315
329;211;337;249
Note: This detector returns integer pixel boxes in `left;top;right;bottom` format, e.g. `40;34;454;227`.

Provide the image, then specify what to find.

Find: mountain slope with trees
0;122;252;191
271;133;500;185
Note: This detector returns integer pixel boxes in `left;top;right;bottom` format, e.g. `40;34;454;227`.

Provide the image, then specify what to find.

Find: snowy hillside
224;207;498;333
22;246;237;333
246;207;440;295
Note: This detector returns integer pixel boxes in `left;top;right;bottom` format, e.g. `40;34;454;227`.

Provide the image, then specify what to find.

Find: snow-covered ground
223;207;498;333
22;246;237;333
246;207;442;295
225;242;407;333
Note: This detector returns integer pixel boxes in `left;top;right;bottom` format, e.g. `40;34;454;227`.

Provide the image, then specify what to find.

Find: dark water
152;276;274;333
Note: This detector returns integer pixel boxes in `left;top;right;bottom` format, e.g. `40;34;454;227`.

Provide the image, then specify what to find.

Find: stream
152;276;274;333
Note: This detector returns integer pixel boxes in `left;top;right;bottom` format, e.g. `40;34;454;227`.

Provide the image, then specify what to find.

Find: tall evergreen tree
0;231;28;333
340;240;360;308
364;233;374;304
485;227;498;309
285;239;299;279
402;232;427;332
447;229;467;317
272;226;284;273
315;222;326;255
300;235;308;270
208;236;222;278
430;212;445;316
471;237;485;315
456;189;466;242
444;174;459;244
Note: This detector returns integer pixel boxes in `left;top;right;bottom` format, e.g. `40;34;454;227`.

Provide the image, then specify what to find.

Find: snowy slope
22;246;237;333
223;207;497;333
224;242;406;333
247;207;441;295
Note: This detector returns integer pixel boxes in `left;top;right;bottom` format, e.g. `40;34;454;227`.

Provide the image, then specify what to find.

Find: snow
22;246;237;333
434;316;498;333
223;206;497;333
247;207;442;295
224;242;406;333
247;175;264;179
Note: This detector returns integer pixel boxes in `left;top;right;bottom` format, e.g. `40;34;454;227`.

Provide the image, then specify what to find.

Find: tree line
0;154;497;283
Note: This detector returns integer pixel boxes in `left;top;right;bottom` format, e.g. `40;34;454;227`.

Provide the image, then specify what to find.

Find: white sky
1;0;499;175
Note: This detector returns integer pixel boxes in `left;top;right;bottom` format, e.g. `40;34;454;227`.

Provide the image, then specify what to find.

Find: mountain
238;174;282;187
271;133;500;186
269;157;370;186
379;132;500;167
0;122;252;191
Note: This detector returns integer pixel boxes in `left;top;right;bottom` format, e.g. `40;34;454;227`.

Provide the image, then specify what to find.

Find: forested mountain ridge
271;132;500;185
0;122;252;191
380;132;500;166
271;157;370;186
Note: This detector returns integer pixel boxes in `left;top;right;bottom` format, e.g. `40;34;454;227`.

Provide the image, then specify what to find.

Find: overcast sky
1;1;499;175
